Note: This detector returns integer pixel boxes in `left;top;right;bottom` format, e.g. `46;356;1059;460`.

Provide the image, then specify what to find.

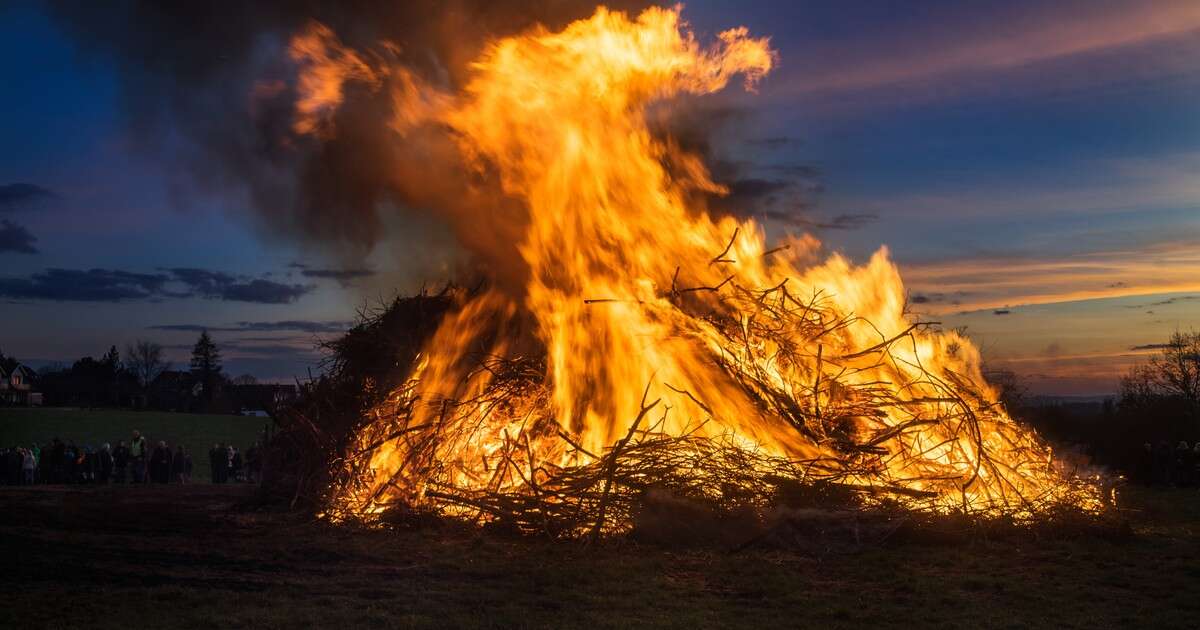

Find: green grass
0;407;269;482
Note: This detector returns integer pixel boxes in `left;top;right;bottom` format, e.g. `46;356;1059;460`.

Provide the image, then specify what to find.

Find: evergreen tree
190;331;223;404
102;345;121;405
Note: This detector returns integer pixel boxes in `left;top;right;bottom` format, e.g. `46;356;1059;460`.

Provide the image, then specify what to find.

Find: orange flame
292;7;1102;524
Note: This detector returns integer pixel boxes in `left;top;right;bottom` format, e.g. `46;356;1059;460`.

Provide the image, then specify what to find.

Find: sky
0;0;1197;395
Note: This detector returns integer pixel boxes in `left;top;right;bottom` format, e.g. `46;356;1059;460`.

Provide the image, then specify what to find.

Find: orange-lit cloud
901;241;1200;314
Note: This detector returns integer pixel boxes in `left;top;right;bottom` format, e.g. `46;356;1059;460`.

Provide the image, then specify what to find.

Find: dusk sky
2;0;1197;395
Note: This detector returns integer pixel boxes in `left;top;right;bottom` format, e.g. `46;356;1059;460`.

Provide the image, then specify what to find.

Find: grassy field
1;483;1198;629
0;407;269;481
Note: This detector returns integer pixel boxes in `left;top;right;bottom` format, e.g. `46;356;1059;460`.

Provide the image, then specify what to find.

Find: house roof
11;364;34;378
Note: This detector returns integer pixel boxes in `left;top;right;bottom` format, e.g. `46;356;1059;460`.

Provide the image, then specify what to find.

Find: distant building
0;364;43;406
149;370;198;412
227;383;298;416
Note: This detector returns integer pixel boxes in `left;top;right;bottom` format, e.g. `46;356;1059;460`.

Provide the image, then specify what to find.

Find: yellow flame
299;6;1101;521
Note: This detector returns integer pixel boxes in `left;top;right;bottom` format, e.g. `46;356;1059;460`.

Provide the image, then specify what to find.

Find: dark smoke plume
48;1;644;268
49;1;813;285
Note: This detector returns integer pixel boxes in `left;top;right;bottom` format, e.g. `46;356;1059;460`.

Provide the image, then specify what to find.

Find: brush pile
266;278;1107;540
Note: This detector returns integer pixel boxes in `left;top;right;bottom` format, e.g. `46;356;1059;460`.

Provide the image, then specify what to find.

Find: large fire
290;6;1102;531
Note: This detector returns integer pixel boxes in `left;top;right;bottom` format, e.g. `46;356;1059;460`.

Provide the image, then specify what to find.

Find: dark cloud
910;294;931;304
993;309;1012;315
166;267;312;303
1131;343;1171;351
760;212;879;231
220;279;311;303
47;0;650;276
803;213;878;230
1123;295;1199;309
0;183;53;211
0;267;312;303
289;262;375;286
150;320;350;334
0;268;170;301
1147;295;1197;307
167;267;236;295
227;343;320;358
0;220;39;254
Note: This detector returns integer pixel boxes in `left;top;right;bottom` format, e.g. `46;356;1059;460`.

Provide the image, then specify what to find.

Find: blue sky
1;1;1197;394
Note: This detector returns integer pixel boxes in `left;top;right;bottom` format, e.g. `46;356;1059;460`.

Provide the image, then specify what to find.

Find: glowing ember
291;6;1102;530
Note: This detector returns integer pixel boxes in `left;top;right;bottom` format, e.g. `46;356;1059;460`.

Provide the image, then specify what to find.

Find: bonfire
271;6;1104;537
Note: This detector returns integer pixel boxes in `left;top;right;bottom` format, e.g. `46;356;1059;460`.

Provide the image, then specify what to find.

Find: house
0;363;43;406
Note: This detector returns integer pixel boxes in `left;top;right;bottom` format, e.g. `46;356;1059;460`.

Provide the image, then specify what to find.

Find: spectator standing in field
1194;443;1200;482
64;442;77;483
209;444;223;483
231;447;244;483
49;439;64;484
151;441;172;484
5;448;19;484
29;444;40;483
36;442;49;483
172;445;187;483
1175;442;1194;487
246;442;261;484
97;444;114;483
1154;440;1173;485
129;430;147;483
22;448;35;484
112;441;129;483
80;446;95;483
225;445;235;483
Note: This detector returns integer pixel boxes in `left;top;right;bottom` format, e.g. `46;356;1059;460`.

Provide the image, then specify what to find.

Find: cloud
769;1;1200;109
0;267;314;303
218;279;311;304
795;213;879;231
758;210;878;231
1143;295;1198;308
0;220;38;254
288;262;375;286
993;309;1011;315
1130;343;1172;351
0;183;53;210
902;241;1200;314
166;267;313;303
150;320;350;333
0;268;171;301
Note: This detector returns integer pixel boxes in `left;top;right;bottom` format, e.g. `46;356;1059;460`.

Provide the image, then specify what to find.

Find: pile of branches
261;287;462;511
266;265;1107;540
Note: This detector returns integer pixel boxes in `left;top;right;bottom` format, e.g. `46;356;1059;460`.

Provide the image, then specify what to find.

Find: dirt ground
2;483;1199;629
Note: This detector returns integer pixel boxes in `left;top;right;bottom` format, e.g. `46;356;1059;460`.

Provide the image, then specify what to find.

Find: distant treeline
998;331;1200;479
1;332;296;414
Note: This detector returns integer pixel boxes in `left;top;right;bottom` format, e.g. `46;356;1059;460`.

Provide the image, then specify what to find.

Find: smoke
46;2;643;276
48;1;810;288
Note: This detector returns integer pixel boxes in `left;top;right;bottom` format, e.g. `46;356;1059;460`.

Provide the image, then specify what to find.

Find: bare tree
125;340;169;392
1120;331;1200;414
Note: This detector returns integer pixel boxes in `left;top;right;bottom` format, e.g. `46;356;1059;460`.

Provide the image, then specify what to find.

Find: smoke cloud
48;2;812;287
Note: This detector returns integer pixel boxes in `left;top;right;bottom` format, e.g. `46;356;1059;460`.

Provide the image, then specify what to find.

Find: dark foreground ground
2;484;1198;629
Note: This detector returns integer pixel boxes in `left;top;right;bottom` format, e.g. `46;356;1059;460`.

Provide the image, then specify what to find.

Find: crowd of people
0;429;262;486
1138;440;1200;486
